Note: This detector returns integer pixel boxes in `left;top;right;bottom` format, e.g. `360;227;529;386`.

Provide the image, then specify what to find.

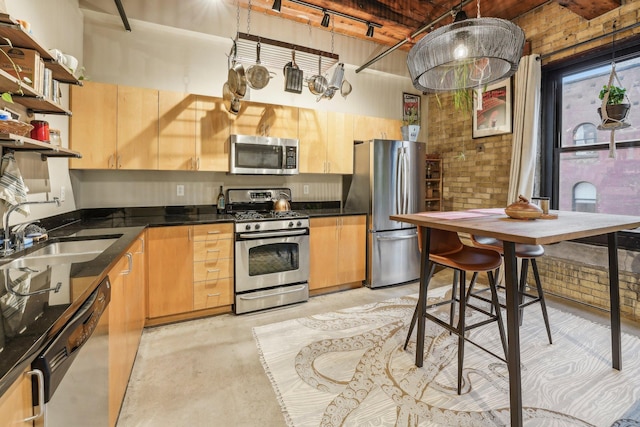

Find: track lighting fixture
366;23;374;37
321;10;330;27
287;0;382;35
271;0;282;13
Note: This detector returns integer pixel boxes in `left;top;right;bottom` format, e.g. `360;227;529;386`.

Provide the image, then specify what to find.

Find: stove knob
288;221;294;228
296;221;302;227
255;224;261;230
245;224;251;231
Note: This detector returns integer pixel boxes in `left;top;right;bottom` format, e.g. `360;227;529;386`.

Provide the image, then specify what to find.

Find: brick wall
427;1;640;319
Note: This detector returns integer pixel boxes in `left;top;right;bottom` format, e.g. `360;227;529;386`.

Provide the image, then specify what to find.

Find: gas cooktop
233;210;307;221
226;188;308;222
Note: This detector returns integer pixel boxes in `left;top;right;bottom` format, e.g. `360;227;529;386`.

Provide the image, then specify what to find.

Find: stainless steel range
227;188;309;314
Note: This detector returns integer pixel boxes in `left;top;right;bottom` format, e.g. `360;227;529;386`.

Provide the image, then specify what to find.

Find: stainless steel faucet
2;197;61;256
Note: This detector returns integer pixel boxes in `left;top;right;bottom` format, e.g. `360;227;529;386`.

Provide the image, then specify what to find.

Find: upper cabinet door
196;96;231;172
298;108;328;174
158;91;197;170
69;81;118;169
230;101;298;138
117;86;159;170
353;115;402;141
327;111;354;174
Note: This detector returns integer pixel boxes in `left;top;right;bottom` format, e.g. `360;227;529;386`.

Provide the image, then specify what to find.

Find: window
573;182;596;212
541;36;640;249
573;123;597;146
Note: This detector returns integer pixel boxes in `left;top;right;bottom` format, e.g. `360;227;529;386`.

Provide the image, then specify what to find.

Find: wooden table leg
608;232;622;370
503;241;523;427
415;226;430;368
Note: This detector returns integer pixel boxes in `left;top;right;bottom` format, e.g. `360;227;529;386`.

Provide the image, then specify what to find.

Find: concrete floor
116;271;640;427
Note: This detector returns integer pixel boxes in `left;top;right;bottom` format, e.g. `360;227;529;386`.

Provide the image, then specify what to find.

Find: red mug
30;120;50;142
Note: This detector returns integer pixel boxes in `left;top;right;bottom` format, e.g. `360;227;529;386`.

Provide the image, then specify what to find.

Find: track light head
366;23;374;37
272;0;282;13
321;10;330;27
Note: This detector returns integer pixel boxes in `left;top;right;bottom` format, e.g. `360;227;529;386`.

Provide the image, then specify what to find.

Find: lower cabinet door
147;226;194;318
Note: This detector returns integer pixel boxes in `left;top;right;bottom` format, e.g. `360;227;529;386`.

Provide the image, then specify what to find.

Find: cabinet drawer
193;239;233;262
194;278;233;310
192;224;233;241
193;258;233;282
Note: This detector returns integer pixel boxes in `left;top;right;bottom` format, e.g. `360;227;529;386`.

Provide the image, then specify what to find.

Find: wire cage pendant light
407;0;525;92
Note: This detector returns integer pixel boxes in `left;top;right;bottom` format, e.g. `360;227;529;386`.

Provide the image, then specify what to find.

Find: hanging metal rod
114;0;131;32
288;0;382;29
355;0;474;74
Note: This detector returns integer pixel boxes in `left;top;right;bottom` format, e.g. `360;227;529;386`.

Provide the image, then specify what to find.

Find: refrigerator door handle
402;148;409;214
395;147;403;215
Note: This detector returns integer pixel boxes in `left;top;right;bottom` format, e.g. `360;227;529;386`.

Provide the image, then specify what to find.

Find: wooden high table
391;209;640;427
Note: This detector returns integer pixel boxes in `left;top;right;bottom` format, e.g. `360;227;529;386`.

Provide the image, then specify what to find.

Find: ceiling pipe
355;0;475;73
114;0;132;32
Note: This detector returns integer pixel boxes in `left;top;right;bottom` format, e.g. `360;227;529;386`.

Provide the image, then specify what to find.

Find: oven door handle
238;229;308;239
238;285;307;300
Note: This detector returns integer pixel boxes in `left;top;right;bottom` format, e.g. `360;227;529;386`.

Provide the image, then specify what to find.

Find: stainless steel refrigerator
345;139;425;288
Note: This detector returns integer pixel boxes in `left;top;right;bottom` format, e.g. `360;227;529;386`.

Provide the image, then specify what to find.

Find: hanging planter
597;84;630;126
596;61;631;158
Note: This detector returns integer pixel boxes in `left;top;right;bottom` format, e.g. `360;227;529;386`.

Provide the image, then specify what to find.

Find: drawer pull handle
207;249;220;253
207;269;221;273
207;230;221;234
207;293;221;297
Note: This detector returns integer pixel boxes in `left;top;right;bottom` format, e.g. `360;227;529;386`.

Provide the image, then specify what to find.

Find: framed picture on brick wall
472;77;512;138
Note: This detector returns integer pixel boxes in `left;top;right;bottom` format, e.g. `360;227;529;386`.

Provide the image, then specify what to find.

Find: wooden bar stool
404;228;508;395
470;235;552;344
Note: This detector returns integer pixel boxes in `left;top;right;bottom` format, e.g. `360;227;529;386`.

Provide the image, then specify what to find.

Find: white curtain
507;55;542;203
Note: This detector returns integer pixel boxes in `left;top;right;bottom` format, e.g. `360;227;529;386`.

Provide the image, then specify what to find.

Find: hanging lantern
407;0;525;92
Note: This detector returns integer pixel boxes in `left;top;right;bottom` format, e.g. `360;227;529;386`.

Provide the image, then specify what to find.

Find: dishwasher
30;276;111;426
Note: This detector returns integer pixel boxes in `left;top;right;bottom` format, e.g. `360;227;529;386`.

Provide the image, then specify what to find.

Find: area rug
253;287;640;426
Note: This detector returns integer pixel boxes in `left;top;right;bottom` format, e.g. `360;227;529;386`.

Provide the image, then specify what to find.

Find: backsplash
70;170;343;208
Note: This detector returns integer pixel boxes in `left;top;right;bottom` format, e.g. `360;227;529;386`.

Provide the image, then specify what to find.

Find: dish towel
0;152;29;215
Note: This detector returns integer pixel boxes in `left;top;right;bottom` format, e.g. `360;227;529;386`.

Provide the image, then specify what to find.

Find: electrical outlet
303;185;309;194
177;184;185;196
60;186;65;202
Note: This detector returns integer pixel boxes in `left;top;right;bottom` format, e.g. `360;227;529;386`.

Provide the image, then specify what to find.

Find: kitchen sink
0;238;119;270
25;238;118;258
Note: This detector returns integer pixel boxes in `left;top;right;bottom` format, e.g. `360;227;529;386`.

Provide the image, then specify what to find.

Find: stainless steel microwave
229;134;299;175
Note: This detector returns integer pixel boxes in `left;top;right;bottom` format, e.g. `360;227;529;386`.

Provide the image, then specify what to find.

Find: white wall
3;0;83;224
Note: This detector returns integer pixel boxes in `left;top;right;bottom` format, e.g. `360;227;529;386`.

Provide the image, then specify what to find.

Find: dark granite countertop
0;203;366;397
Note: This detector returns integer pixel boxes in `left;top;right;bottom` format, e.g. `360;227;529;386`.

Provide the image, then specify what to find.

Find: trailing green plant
599;84;627;105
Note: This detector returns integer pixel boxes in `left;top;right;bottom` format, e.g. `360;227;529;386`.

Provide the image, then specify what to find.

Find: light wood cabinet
147;226;193;318
108;255;128;427
353;115;402;141
109;235;146;427
299;109;354;174
70;81;117;169
0;369;34;426
196;96;232;171
158;91;197;170
147;224;234;320
192;224;234;310
70;82;159;170
117;85;159;170
326;111;355;174
309;215;366;290
298;108;328;173
230;101;298;138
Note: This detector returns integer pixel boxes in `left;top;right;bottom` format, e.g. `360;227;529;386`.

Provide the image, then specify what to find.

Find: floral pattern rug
253;287;640;426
